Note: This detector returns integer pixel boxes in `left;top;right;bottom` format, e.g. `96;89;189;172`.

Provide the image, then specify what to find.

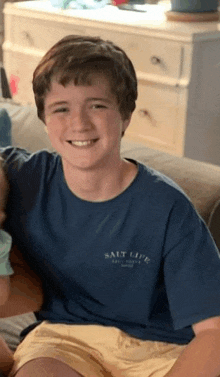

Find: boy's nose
68;109;91;131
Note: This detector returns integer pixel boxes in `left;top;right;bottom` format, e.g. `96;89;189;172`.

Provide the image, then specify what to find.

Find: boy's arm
0;230;13;306
0;276;10;307
0;160;12;307
0;245;43;318
164;316;220;377
0;160;43;317
0;160;14;375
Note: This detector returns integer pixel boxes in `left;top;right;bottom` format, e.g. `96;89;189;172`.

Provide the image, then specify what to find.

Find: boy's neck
62;159;138;202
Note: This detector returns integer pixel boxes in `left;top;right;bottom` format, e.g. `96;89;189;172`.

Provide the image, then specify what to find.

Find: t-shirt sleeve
0;147;53;190
163;194;220;331
0;146;32;179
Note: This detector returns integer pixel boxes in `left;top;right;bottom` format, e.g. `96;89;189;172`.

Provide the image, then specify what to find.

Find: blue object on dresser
171;0;218;12
0;109;12;147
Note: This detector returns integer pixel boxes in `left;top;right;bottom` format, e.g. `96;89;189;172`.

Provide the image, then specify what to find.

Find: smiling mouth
67;139;98;147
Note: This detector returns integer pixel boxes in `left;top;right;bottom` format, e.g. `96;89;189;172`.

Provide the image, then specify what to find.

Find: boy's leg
13;358;84;377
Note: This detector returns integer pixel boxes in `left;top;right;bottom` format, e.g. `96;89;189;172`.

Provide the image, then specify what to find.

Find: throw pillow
0;109;11;147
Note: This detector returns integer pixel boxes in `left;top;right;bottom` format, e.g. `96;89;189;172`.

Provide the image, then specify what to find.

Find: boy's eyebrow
47;98;113;109
47;101;68;109
86;97;113;104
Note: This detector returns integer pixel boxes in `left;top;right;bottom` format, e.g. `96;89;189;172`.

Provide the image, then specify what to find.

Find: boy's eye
92;104;107;109
53;107;69;113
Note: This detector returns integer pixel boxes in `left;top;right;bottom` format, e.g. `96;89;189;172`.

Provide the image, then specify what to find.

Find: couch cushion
208;199;220;251
0;109;11;147
0;313;36;351
0;98;54;152
121;139;220;225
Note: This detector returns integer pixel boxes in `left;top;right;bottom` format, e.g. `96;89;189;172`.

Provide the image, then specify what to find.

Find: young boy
1;35;220;377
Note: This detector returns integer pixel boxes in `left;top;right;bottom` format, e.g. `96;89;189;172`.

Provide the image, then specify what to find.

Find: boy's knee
13;358;84;377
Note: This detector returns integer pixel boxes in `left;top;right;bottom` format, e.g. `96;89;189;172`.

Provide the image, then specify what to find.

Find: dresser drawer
9;15;86;53
126;82;182;154
98;31;183;80
9;14;182;80
71;26;183;80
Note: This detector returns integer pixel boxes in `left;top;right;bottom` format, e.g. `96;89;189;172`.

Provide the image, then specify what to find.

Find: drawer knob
22;31;34;46
150;56;161;65
139;109;150;117
138;109;157;127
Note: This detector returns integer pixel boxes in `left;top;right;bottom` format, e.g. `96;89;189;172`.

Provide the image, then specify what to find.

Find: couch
0;95;220;355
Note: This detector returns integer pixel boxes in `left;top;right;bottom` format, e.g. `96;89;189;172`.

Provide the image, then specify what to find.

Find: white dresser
3;1;220;164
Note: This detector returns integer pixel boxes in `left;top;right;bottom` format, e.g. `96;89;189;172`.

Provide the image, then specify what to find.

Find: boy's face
44;74;131;173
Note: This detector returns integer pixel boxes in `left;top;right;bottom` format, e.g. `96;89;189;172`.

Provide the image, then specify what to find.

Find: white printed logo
104;251;150;268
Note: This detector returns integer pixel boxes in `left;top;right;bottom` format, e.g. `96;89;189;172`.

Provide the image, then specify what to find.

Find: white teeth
69;140;95;146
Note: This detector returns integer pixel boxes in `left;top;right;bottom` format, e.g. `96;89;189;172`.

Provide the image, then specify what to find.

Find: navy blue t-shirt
2;147;220;345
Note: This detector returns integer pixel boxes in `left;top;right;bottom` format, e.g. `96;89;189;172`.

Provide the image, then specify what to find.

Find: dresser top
4;0;220;41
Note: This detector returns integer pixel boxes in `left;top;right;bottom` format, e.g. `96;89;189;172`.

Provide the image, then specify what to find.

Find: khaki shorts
10;321;186;377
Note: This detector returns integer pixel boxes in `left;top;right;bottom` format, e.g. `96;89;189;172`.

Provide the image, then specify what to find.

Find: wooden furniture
166;10;220;22
3;1;220;164
0;0;29;61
